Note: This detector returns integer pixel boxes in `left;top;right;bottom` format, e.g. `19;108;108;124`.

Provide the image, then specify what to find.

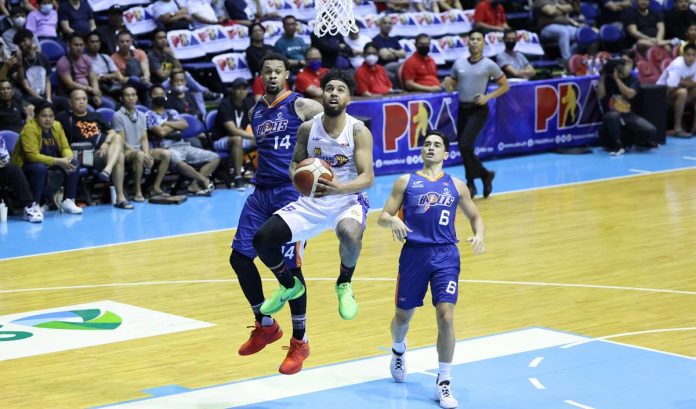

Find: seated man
56;33;103;107
113;85;171;201
274;15;308;72
26;0;59;40
57;89;132;209
0;79;31;133
152;0;192;30
657;43;696;136
213;78;255;190
474;0;510;32
58;0;96;37
0;133;43;222
146;86;220;195
535;0;582;62
111;30;151;89
623;0;671;53
165;69;201;118
372;15;406;85
294;47;329;99
12;29;53;106
96;5;126;55
597;50;657;154
402;34;442;92
496;29;536;80
84;31;128;97
354;42;394;96
11;102;83;214
665;0;696;40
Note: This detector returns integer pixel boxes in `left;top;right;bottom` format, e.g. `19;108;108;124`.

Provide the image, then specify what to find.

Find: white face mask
365;54;379;66
13;17;26;27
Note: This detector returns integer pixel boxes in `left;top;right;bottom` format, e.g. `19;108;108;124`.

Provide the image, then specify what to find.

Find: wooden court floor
1;169;695;408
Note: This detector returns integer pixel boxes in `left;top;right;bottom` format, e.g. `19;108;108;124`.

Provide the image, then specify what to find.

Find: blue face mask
40;4;53;14
307;60;322;72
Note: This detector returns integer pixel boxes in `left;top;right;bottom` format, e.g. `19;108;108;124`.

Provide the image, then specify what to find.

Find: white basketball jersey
307;113;362;185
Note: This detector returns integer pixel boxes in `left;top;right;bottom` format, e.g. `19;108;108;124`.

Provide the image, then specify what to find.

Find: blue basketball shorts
231;183;303;268
395;243;461;310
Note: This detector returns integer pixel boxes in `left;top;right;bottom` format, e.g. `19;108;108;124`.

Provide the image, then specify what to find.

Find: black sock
251;302;272;324
273;264;295;288
337;263;355;285
291;314;306;340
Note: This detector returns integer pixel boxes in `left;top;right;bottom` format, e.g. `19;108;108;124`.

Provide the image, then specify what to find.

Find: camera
602;58;625;75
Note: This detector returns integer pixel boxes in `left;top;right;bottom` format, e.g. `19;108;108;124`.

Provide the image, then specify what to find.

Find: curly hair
319;69;356;95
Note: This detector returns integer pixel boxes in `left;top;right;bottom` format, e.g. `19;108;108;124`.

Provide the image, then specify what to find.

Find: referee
444;29;509;199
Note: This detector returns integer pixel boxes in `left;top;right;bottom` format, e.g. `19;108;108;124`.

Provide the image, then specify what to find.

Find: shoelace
282;342;303;358
439;381;452;398
246;325;260;337
393;356;404;371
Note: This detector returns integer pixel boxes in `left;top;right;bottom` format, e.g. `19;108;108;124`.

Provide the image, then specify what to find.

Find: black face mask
504;41;516;51
152;96;166;107
417;46;430;56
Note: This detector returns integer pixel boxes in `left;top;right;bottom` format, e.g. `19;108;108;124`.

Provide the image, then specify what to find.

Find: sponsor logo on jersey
314;147;322;156
418;191;455;212
316;153;350;168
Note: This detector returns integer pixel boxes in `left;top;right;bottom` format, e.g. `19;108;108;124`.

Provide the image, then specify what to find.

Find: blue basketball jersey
250;91;304;187
402;172;459;245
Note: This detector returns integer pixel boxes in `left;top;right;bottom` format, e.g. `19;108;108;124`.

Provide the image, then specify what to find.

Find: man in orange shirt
294;47;329;99
111;30;151;87
402;34;442;93
474;0;509;32
355;43;393;96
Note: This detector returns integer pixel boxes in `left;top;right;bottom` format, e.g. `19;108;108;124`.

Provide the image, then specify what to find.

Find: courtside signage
0;300;214;361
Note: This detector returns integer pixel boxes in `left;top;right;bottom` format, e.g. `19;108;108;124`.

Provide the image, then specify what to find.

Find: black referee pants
456;103;491;183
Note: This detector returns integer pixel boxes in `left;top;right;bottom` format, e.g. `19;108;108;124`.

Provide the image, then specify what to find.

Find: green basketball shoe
260;277;305;315
336;282;358;320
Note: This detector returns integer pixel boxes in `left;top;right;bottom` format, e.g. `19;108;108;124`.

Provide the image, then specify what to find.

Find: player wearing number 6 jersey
228;53;323;374
378;130;485;409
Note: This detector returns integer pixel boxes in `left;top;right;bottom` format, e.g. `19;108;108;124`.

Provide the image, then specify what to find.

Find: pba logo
535;81;599;133
382;99;456;152
226;25;249;40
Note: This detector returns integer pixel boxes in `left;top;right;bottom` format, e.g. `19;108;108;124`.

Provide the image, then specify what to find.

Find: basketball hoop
314;0;359;37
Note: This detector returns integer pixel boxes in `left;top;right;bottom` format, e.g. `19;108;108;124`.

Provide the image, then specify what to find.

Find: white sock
302;334;308;343
438;362;452;383
392;340;406;354
260;316;274;327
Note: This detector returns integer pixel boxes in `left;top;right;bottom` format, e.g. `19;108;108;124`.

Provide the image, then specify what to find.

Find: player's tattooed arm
453;177;485;255
290;121;312;176
295;97;324;121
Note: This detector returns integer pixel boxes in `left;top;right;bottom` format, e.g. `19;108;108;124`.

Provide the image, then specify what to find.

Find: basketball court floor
1;139;696;409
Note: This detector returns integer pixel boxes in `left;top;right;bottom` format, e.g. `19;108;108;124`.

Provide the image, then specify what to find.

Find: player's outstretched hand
315;177;343;197
391;217;412;242
466;236;484;255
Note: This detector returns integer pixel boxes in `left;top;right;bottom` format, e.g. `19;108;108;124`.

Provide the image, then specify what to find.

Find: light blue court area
2;138;696;259
98;328;696;409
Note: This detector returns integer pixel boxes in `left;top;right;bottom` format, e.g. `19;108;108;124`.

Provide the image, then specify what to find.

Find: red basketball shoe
279;338;310;375
238;320;283;356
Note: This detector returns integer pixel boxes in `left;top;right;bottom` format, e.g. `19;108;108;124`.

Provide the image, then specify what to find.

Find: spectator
0;133;43;222
437;0;463;10
474;0;509;32
26;0;58;40
657;44;696;137
535;0;582;61
597;50;657;154
372;15;405;85
84;31;127;96
113;85;171;200
111;30;151;89
11;102;83;214
274;15;308;72
56;33;103;106
665;0;696;41
294;47;329;99
623;0;670;53
0;38;9;65
96;5;124;55
598;0;632;26
224;0;258;23
149;29;220;114
0;47;18;83
152;0;192;31
496;29;536;80
146;86;220;196
58;0;95;37
311;32;350;69
12;29;52;105
344;29;372;68
0;78;31;133
57;89;132;209
402;34;442;92
213;77;254;190
355;42;393;96
246;22;274;76
680;23;696;55
3;7;27;53
165;69;201;119
187;0;221;29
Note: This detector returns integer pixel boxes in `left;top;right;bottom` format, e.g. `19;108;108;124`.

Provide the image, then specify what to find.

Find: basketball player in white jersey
253;70;374;369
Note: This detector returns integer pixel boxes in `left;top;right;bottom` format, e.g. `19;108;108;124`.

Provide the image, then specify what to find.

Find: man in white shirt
187;0;221;29
657;43;696;136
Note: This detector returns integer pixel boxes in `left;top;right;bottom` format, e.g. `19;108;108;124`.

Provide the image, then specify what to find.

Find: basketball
293;158;333;197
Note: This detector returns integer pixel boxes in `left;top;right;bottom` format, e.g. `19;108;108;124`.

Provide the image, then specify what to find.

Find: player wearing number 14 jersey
378;130;485;409
228;53;323;375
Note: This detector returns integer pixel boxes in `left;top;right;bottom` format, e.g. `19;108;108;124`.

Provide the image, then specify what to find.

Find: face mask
13;17;26;27
173;85;188;93
416;46;429;56
365;54;379;66
152;96;166;106
307;60;322;71
504;41;516;51
40;4;53;14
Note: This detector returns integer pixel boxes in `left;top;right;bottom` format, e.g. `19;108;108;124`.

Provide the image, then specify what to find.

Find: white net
314;0;360;37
